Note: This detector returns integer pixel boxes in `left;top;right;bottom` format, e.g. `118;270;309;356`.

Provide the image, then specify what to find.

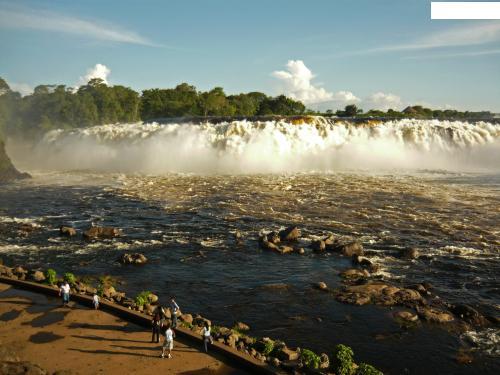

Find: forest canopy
0;77;495;139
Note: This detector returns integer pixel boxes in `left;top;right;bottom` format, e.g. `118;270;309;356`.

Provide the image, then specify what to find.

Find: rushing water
1;118;500;374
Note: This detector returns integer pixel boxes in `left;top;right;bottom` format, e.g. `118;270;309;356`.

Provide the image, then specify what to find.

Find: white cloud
0;5;157;46
364;92;403;111
404;48;500;60
8;82;33;96
347;22;500;56
79;64;111;85
272;60;359;105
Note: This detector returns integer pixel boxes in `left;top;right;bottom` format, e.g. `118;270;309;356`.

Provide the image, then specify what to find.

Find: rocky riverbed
0;171;499;374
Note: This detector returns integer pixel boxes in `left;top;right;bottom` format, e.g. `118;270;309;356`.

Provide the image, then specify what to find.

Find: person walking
160;323;175;359
59;281;70;307
92;293;100;310
169;297;180;328
201;321;212;353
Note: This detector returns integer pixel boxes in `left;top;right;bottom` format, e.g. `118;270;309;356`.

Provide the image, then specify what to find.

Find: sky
0;0;499;111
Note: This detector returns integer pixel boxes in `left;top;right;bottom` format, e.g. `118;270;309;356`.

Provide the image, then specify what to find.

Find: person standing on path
92;293;100;310
160;323;175;359
151;306;163;343
59;281;70;307
169;297;180;328
201;321;212;353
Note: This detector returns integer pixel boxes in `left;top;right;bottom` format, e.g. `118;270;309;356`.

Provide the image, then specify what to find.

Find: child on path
59;281;70;306
93;293;100;309
161;323;175;359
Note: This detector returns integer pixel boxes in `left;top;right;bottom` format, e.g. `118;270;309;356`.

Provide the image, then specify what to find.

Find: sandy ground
0;283;248;374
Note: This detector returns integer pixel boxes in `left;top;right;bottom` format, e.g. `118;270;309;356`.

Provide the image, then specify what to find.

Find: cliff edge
0;140;30;183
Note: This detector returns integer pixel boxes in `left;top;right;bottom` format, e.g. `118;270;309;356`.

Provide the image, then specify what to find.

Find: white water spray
13;117;500;174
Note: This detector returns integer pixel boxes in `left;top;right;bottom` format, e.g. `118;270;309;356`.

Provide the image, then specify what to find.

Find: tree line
0;76;495;139
0;77;305;138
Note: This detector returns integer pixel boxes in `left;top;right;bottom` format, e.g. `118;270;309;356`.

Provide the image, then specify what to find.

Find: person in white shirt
201;321;212;353
59;282;70;306
161;323;175;359
93;294;100;310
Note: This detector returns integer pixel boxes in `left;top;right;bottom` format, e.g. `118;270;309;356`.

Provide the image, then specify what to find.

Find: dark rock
279;226;301;242
416;307;454;323
59;226;76;237
277;347;299;361
0;140;31;183
401;247;420;259
319;353;330;369
451;304;489;327
311;240;326;253
340;268;369;279
267;232;281;244
120;253;147;264
83;226;121;239
314;281;328;291
393;310;419;322
340;241;364;256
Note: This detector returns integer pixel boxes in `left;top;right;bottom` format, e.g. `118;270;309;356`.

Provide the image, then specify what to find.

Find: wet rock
340;268;369;279
417;307;454;323
269;357;281;367
330;240;364;256
193;315;211;327
267;232;281;244
400;247;420;260
83;226;121;239
279;226;301;242
226;333;238;348
30;270;45;283
451;304;489;327
311;240;326;253
59;226;76;237
319;353;330;369
148;293;158;303
218;327;232;338
456;349;474;364
120;253;147;265
394;310;419;322
296;247;305;255
279;246;294;255
352;255;379;272
277;347;299;361
234;322;250;332
314;281;328;291
234;231;243;242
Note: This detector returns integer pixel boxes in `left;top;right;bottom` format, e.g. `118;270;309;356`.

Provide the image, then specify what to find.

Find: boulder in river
340;268;369;279
83;226;121;239
234;322;250;332
120;253;147;265
451;304;489;327
416;307;454;323
59;226;77;237
393;310;419;322
314;281;328;291
400;247;420;259
311;239;326;253
279;226;300;242
267;232;281;244
339;241;364;256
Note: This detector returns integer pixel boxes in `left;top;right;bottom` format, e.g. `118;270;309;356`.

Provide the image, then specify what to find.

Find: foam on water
9;118;500;174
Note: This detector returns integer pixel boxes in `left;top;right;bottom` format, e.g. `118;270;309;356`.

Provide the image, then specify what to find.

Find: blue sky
0;0;499;111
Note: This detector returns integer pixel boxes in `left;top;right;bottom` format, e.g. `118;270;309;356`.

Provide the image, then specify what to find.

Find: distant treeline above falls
0;77;496;139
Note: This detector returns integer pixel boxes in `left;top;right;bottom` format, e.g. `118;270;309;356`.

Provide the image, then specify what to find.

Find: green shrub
355;363;383;375
63;272;76;285
257;339;274;355
45;269;57;285
135;290;151;307
333;344;355;375
300;348;321;369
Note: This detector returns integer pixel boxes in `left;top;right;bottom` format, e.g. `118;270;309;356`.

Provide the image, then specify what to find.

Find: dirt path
0;283;248;374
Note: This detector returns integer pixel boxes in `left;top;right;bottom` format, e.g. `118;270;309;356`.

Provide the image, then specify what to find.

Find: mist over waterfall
13;117;500;174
